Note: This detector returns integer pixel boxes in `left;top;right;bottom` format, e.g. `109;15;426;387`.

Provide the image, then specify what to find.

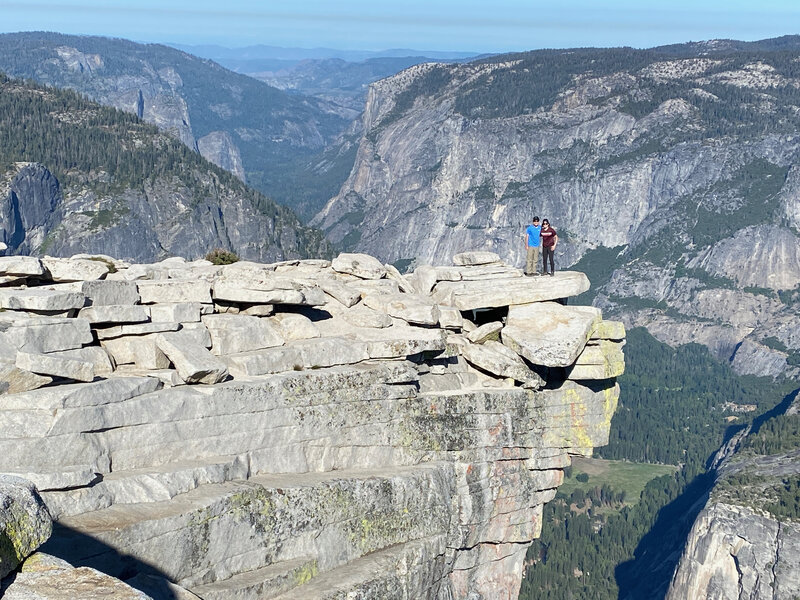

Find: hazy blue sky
1;0;799;52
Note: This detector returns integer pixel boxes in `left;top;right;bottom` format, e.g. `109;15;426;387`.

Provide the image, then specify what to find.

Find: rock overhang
0;249;625;599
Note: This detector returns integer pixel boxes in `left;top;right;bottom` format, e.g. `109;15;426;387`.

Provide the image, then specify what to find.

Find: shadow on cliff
614;386;800;600
40;523;182;600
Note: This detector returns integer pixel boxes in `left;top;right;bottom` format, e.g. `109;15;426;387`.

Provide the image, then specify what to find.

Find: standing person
540;219;558;276
523;216;542;276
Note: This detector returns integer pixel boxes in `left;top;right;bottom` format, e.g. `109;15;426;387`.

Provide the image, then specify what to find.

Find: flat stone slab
438;306;463;330
432;271;590;310
452;251;502;266
362;292;440;326
331;253;387;280
462;341;544;389
95;322;180;340
212;281;324;306
42;257;110;282
1;318;93;353
501;302;599;367
156;332;229;384
341;307;393;329
136;281;212;304
148;303;201;323
225;337;370;376
16;352;95;383
81;280;140;306
0;289;86;312
0;256;44;277
590;320;626;341
77;305;150;325
201;314;284;355
0;363;53;395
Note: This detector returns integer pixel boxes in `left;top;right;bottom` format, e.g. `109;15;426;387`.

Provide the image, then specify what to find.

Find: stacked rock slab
0;250;625;600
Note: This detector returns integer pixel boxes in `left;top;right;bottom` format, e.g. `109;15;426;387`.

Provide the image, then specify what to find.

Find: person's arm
552;233;558;249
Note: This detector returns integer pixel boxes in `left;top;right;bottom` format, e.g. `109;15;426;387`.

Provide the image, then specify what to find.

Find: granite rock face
667;449;800;600
0;251;623;600
312;47;800;378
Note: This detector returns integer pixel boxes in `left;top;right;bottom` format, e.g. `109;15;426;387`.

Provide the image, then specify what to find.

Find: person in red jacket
540;219;558;275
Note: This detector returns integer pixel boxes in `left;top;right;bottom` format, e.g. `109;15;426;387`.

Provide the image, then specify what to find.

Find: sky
1;0;799;53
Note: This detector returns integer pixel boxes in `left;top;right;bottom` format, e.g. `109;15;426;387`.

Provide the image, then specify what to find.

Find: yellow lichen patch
293;560;318;586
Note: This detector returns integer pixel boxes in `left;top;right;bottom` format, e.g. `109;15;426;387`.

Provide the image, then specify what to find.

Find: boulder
225;337;370;376
77;305;150;325
411;265;437;295
156;332;229;384
177;322;213;348
16;352;95;383
81;280;140;306
0;289;85;312
331;253;387;280
41;257;110;282
318;278;362;308
462;341;545;389
0;256;44;277
270;313;320;341
466;321;503;344
136;281;212;304
240;304;274;317
201;314;284;355
452;251;502;266
384;264;415;293
0;475;52;579
501;302;598;367
3;553;154;600
438;306;464;330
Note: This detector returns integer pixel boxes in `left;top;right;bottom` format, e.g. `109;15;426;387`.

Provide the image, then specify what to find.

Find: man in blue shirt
524;217;542;276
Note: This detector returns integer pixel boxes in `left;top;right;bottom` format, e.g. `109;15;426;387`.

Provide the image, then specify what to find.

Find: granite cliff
314;40;800;377
0;75;328;263
0;32;357;209
0;250;623;599
666;391;800;599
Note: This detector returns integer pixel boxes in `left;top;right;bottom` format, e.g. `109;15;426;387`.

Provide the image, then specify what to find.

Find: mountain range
0;31;359;219
314;39;800;379
0;73;328;262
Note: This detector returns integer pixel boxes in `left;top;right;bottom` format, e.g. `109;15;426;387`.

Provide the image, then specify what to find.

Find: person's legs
525;246;534;275
547;247;555;274
542;247;548;274
531;246;540;274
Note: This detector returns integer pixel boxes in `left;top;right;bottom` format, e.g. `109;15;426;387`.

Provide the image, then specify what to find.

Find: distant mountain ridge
0;73;329;262
0;31;357;218
314;37;800;378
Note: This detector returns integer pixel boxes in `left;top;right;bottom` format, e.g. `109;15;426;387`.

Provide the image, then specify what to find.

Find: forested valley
520;328;799;600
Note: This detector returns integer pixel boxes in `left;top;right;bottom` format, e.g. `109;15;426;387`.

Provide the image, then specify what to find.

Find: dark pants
542;246;555;273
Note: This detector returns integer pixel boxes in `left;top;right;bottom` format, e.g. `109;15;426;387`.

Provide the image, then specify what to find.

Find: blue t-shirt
526;224;542;247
